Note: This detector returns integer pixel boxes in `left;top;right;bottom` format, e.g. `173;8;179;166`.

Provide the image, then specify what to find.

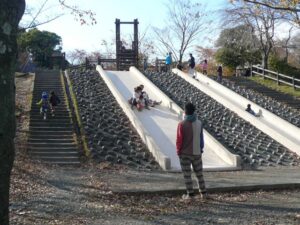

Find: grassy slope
249;76;300;99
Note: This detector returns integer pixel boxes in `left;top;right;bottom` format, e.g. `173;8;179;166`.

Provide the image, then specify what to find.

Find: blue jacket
166;55;172;65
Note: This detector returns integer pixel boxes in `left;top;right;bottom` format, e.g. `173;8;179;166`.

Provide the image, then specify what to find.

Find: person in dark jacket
217;65;223;82
176;102;207;200
245;104;261;117
49;91;60;117
188;54;196;78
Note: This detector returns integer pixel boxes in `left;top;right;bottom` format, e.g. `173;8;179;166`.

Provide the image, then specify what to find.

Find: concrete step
29;124;73;129
34;81;62;83
28;146;78;151
34;82;62;83
29;128;73;133
33;86;63;88
30;117;71;121
30;112;70;117
28;142;77;148
32;92;64;94
28;138;75;143
29;126;74;131
30;109;69;113
29;70;80;164
32;94;65;98
31;99;66;103
30;109;70;114
31;100;66;103
30;106;67;110
34;80;62;82
30;116;71;121
30;112;69;116
33;89;63;91
29;121;73;127
29;134;74;139
32;88;63;91
30;151;79;157
31;156;80;163
32;93;65;96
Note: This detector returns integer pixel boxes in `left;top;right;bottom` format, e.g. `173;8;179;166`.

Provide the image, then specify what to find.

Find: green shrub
269;54;300;79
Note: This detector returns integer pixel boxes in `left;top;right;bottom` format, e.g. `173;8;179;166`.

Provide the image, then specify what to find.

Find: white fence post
292;76;295;90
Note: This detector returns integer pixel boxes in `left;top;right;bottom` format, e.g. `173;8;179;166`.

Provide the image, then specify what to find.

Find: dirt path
10;74;300;225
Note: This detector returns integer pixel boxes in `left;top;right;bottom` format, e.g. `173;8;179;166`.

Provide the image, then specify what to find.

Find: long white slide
173;69;300;155
97;66;240;171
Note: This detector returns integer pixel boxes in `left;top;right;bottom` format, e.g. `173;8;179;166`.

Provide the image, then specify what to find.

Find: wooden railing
251;65;300;90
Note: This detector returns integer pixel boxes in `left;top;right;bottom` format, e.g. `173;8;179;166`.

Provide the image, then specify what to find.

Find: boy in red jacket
176;103;207;200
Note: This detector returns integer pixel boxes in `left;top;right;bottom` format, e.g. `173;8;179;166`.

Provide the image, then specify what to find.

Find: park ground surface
9;74;300;225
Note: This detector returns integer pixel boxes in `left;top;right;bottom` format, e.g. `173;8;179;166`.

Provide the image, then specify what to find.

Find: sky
22;0;228;57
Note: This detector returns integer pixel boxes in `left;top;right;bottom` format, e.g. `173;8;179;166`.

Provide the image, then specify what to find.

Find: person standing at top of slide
165;52;172;72
217;65;223;82
188;53;196;78
202;59;208;75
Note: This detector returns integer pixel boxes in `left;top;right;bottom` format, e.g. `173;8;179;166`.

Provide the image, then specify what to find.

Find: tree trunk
0;1;25;225
262;53;269;69
179;54;183;64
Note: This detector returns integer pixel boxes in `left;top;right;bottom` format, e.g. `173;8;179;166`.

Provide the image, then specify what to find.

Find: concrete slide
97;65;240;171
173;69;300;156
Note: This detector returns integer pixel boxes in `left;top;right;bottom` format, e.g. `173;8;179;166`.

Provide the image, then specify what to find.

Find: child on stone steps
49;91;61;117
37;91;49;120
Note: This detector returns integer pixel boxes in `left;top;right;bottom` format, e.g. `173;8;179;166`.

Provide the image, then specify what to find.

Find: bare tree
100;39;116;59
21;0;96;29
126;25;156;62
235;0;300;25
196;47;216;63
0;1;96;224
288;32;300;67
67;49;88;65
152;0;209;63
275;25;294;62
0;2;25;224
224;2;282;68
242;0;300;11
58;0;96;25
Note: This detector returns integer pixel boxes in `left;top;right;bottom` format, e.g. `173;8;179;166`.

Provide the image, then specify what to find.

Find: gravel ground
10;164;300;225
10;73;300;225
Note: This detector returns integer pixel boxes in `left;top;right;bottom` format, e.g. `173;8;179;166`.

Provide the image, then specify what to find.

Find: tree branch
243;0;300;12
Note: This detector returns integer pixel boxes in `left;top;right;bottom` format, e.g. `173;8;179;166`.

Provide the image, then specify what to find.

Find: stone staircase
28;70;80;165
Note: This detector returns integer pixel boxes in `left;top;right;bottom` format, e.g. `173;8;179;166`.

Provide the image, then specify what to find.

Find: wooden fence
251;65;300;90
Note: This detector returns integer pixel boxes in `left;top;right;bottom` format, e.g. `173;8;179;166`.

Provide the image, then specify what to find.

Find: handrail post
292;76;295;90
85;57;89;70
277;71;279;85
262;68;265;79
250;65;253;77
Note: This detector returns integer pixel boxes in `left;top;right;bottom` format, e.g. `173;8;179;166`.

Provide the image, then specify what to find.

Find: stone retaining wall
144;71;300;168
69;69;160;170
